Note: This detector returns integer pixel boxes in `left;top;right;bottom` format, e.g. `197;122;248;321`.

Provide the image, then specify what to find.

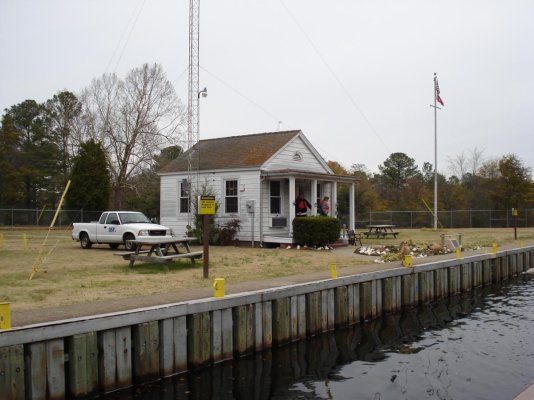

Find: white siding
263;137;329;173
160;170;263;242
261;179;290;236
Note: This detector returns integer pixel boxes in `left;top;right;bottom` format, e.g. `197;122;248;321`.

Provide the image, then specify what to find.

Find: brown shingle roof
159;130;301;173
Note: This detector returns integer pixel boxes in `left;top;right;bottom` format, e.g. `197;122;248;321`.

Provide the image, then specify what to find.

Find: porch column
349;182;355;230
311;180;318;216
289;176;296;235
331;181;337;217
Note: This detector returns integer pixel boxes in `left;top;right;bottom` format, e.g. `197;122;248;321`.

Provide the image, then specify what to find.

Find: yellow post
330;263;337;279
492;243;498;254
23;233;29;249
213;278;225;298
455;248;461;259
403;255;412;268
0;232;4;250
518;240;524;248
0;303;11;330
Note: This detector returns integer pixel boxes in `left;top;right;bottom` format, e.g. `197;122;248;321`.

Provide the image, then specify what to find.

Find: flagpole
433;73;438;230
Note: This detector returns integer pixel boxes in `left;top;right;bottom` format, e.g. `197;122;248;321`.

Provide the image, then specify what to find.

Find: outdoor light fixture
198;87;207;98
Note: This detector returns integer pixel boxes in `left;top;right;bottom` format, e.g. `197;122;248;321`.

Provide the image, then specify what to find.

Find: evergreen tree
67;140;110;211
377;152;419;208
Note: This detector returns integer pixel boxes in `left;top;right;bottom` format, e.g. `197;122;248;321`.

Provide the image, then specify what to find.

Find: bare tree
79;63;186;207
447;152;467;179
468;147;485;176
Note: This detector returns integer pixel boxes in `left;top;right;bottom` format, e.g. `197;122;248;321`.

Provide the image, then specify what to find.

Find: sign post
198;196;216;278
512;208;518;240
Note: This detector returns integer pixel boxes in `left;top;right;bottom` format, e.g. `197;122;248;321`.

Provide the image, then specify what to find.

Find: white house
159;130;357;245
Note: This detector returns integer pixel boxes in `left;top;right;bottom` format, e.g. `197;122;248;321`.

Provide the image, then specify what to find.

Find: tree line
331;151;533;222
0;63;186;216
1;63;532;219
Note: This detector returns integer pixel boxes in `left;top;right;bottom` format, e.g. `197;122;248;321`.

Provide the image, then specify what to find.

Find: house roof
159;130;302;173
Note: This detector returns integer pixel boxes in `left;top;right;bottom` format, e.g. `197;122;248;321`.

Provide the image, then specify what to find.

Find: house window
179;180;189;213
225;180;238;213
270;181;281;214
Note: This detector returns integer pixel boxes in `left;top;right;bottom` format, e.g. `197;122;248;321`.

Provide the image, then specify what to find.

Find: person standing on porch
319;196;330;216
295;192;311;217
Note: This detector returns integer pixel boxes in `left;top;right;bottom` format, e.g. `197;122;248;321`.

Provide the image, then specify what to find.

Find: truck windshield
119;212;151;224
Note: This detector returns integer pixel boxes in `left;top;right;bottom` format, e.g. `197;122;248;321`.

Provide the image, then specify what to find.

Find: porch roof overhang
260;169;358;183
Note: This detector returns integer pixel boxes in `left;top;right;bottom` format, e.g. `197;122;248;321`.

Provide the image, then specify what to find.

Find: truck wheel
124;233;137;251
80;233;92;249
109;243;120;250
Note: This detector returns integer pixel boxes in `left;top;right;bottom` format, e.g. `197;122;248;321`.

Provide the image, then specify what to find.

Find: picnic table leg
171;243;180;254
129;245;143;268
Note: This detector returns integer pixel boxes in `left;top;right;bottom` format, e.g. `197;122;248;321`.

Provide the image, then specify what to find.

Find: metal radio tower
187;0;200;224
187;0;200;153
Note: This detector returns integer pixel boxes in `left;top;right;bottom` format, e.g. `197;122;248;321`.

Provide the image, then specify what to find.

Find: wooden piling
211;310;223;363
133;321;159;382
188;312;211;369
272;298;290;345
360;281;373;320
334;286;348;327
68;332;98;398
297;295;306;340
461;263;472;291
25;342;46;400
46;339;66;400
290;296;298;341
0;345;24;400
401;274;416;306
261;302;272;349
306;291;321;336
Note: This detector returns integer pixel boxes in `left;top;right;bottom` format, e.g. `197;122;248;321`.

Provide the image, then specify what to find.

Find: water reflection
104;276;534;400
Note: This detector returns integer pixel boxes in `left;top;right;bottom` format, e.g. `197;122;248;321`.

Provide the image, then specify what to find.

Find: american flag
435;75;444;106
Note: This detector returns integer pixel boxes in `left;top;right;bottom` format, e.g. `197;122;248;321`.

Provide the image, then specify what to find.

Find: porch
259;169;357;246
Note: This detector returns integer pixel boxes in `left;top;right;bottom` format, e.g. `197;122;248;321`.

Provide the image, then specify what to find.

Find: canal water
105;275;534;400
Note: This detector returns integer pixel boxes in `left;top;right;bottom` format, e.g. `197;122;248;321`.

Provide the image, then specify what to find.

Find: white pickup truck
71;211;173;250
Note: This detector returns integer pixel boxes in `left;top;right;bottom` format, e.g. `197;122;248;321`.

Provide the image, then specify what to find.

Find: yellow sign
198;196;216;215
0;303;11;330
403;255;412;267
213;278;225;298
330;263;337;279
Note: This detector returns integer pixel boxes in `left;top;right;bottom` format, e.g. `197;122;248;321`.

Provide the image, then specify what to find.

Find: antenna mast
187;0;200;223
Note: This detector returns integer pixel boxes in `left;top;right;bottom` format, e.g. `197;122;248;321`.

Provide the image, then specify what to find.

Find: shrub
292;216;341;247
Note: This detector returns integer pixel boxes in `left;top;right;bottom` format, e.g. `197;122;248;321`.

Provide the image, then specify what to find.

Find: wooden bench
116;250;203;264
157;251;204;263
114;250;151;260
347;230;362;246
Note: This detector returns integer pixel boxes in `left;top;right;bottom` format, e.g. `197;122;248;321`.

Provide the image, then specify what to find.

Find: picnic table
115;237;203;267
363;224;399;239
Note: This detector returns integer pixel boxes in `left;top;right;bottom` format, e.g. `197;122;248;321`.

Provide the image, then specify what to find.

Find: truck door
97;212;120;242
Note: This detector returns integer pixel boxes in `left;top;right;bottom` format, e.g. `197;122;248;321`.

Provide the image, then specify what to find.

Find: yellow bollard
0;302;11;330
492;243;498;254
23;233;29;249
213;278;225;298
518;240;524;248
455;248;461;259
0;232;3;250
403;255;412;268
330;263;337;279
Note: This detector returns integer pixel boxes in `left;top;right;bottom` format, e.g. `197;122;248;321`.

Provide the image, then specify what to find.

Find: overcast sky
1;0;533;175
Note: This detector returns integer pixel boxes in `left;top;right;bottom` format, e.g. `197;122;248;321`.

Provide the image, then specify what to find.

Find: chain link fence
2;208;533;229
0;209;103;226
358;209;534;229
